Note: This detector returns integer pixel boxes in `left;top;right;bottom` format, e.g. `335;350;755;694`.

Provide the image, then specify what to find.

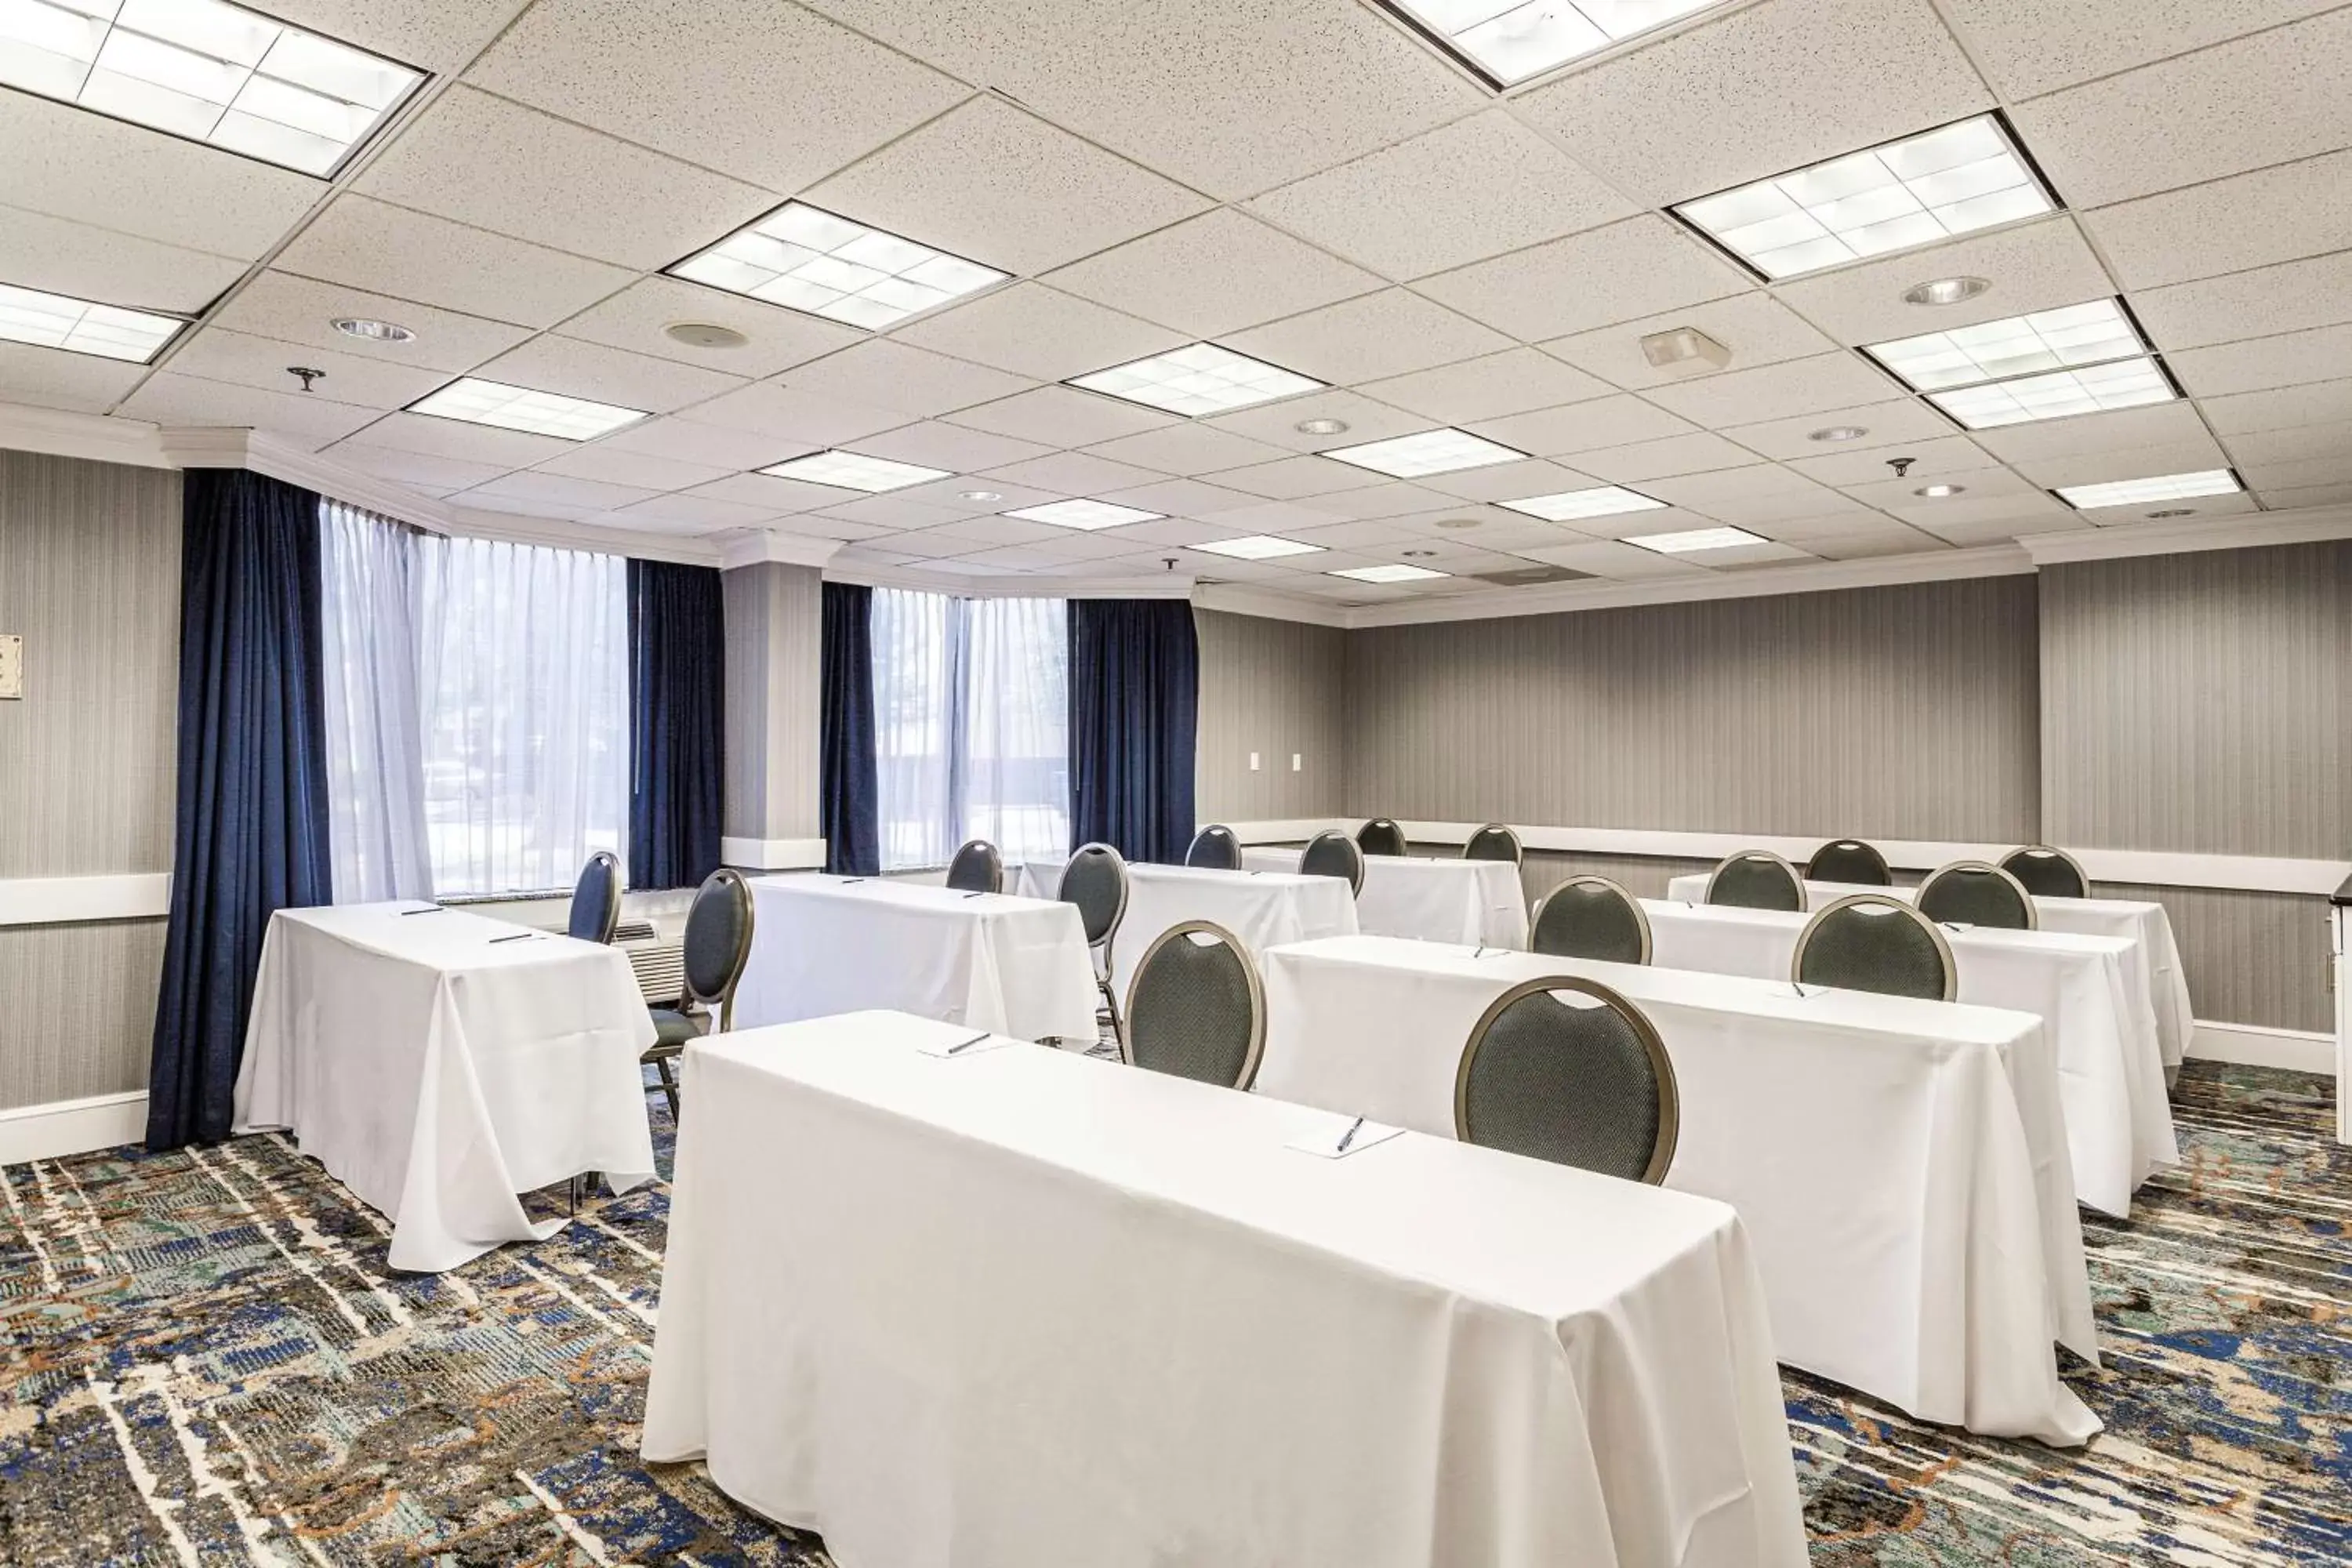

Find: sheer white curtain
873;588;958;873
413;535;629;895
318;502;432;902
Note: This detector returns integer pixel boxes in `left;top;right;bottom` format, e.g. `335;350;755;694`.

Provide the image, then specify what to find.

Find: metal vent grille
618;924;684;1007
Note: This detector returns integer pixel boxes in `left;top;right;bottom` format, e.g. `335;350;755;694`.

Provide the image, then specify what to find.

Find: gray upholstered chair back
1121;921;1265;1090
945;838;1003;894
567;851;622;945
1058;842;1128;949
681;869;756;1028
1299;829;1366;895
1792;894;1955;1001
1704;850;1804;911
1807;838;1892;884
1463;822;1523;865
2000;844;2089;899
1185;825;1241;870
1454;977;1678;1184
1356;818;1407;857
1529;877;1652;964
1918;859;2037;930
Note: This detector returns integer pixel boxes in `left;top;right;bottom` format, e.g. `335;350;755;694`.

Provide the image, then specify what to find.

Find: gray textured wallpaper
1194;608;1350;823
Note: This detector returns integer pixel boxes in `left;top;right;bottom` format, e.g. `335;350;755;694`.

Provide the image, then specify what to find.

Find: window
872;588;1067;872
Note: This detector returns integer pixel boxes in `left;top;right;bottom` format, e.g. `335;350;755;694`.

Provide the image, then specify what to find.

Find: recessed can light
665;321;748;349
1809;425;1869;442
1914;484;1965;498
1295;417;1349;436
333;318;415;343
958;489;1002;503
1902;276;1991;307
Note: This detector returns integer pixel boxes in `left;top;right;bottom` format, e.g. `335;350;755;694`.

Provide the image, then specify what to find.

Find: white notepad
1285;1117;1404;1160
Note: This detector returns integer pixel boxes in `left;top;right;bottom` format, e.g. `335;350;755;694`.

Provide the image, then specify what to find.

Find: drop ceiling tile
1415;218;1753;343
211;273;535;376
1199;389;1434;455
1766;216;2115;347
2063;492;2261;527
889;477;1062;517
1419;459;1603;505
466;471;662;512
0;91;321;261
1243;108;1634;281
2132;252;2352;350
2241;455;2352;491
1751;509;1923;540
2008;9;2352;208
1642;464;1842;517
807;96;1209;277
2079;149;2352;292
597;417;803;470
458;492;593;521
471;336;747;414
1465;396;1700;457
356;88;775;271
532;445;734;492
0;205;241;316
1693;540;1818;570
1098;479;1267;519
1080;422;1291;476
1642;352;1903;426
1210;456;1385;501
1784;433;1989;485
683;382;907;447
1275;519;1420;550
2222;420;2352;470
762;512;898;543
873;528;993;561
1356;349;1614;425
346;411;574;466
1512;0;1991;206
1540;293;1837;394
0;343;147;413
946;384;1178;446
2253;481;2352;510
978;452;1166;495
471;0;967;192
2171;325;2352;399
1221;290;1513;387
265;1;528;69
325;443;516;495
1284;482;1457;520
921;514;1073;546
1936;0;2342;100
855;421;1055;473
1045;209;1381;339
1907;510;2087;545
1573;433;1762;482
1968;400;2212;465
811;496;967;530
2199;377;2352;435
1192;499;1360;535
162;328;448;409
1838;463;2043;511
1513;540;1709;579
1721;398;1963;461
555;277;865;379
275;196;634;329
894;285;1185;383
1793;524;1946;561
1112;517;1269;548
687;472;869;515
2010;437;2230;489
775;342;1034;419
118;374;381;448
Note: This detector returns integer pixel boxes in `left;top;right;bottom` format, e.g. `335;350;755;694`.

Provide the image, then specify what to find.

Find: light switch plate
0;634;20;699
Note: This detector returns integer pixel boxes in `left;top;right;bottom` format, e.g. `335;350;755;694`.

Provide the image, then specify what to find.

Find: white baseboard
2186;1021;2335;1075
0;872;172;927
0;1090;147;1167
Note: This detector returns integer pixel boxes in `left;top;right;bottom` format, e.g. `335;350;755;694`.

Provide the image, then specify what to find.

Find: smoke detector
1639;326;1731;378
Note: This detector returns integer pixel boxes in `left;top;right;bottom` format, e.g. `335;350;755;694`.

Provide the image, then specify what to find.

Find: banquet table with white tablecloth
1240;844;1528;946
1011;856;1359;1002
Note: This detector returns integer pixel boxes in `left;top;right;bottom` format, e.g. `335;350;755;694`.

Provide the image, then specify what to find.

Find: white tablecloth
1666;874;2197;1068
1241;846;1529;947
1013;858;1360;1003
735;875;1099;1042
643;1011;1808;1568
234;903;658;1273
1642;898;2176;1217
1257;936;2097;1445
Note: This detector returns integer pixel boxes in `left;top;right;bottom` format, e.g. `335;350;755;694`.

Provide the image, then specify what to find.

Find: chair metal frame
1119;919;1267;1090
1301;828;1367;895
1059;841;1131;1040
1918;858;2038;931
1703;848;1806;909
1462;822;1524;866
1453;975;1680;1185
1791;892;1956;1001
946;837;1005;894
1356;818;1407;857
1806;837;1893;884
569;849;623;946
2000;844;2091;899
1528;874;1653;964
1185;824;1242;870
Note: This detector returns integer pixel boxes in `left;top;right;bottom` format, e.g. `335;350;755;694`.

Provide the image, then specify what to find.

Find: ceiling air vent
1472;565;1595;587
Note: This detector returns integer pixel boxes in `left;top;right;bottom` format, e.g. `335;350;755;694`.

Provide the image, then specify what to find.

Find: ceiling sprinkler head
1886;456;1916;478
288;366;325;393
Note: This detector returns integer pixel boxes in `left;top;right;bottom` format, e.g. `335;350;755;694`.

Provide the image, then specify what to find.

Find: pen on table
1789;980;1806;997
488;931;535;944
398;906;444;916
1335;1116;1365;1153
943;1030;993;1054
961;890;987;898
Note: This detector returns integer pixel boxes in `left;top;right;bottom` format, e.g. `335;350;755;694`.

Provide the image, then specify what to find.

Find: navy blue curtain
1066;599;1198;863
820;582;880;876
146;470;332;1152
627;559;724;889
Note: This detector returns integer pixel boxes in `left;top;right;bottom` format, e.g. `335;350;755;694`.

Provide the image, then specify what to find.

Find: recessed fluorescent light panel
2054;470;2241;510
1005;499;1163;531
1498;485;1666;522
1189;535;1325;560
0;0;424;176
1866;299;2149;392
0;281;184;361
1673;115;2056;280
1323;427;1528;478
1625;525;1768;554
1330;563;1451;583
1929;358;2176;430
671;201;1005;330
1381;1;1727;87
1070;343;1325;417
760;450;950;492
409;379;647;441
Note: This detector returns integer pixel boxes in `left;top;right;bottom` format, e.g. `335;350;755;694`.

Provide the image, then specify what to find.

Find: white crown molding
717;530;843;571
441;505;721;566
1192;581;1352;627
0;401;170;467
2023;503;2352;565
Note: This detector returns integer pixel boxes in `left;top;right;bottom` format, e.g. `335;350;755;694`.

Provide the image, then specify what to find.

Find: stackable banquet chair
1791;894;1955;1001
1807;837;1893;884
1300;828;1367;895
1529;876;1653;964
567;850;622;946
1454;977;1679;1184
1703;849;1806;911
1058;842;1131;1040
1462;822;1524;866
1120;921;1266;1091
1185;824;1242;869
1356;818;1408;857
946;837;1004;894
1918;859;2038;930
642;868;755;1119
2000;844;2091;898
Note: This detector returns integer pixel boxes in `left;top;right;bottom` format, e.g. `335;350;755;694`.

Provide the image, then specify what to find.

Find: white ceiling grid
0;0;2347;602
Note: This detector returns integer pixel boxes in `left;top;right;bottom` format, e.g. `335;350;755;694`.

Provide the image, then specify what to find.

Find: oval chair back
1462;822;1523;866
567;850;622;945
1792;894;1955;1001
1299;829;1366;895
1806;838;1892;884
1356;818;1407;857
945;838;1004;895
1704;850;1805;911
2000;844;2089;899
1185;824;1242;870
1058;841;1131;1040
681;868;757;1029
1529;876;1652;964
1454;977;1678;1184
1121;921;1265;1090
1917;859;2037;930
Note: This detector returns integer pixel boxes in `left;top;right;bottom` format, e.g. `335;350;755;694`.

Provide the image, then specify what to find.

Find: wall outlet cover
0;634;20;699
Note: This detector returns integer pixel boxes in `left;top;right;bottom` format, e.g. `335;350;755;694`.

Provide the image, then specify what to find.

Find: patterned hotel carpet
2;1062;2346;1566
